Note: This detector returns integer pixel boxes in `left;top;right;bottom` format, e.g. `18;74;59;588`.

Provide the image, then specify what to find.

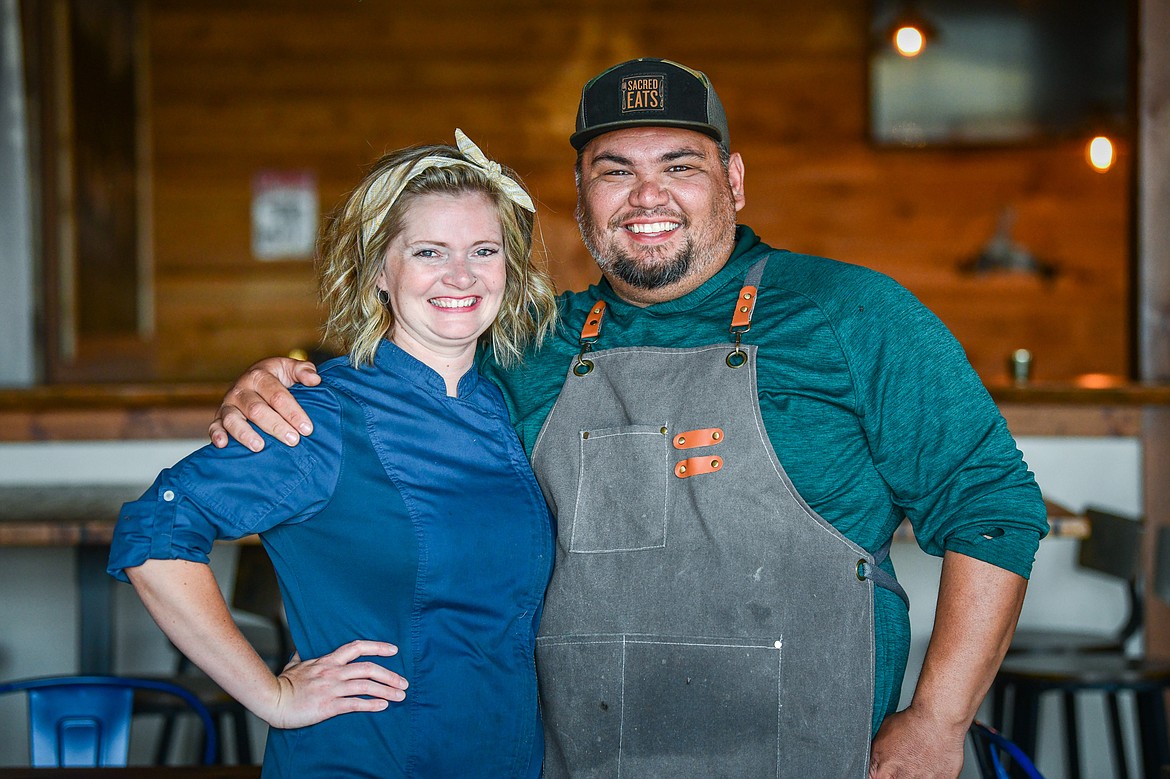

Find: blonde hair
318;142;558;368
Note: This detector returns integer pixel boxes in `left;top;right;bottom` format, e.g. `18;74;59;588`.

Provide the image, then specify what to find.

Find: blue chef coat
109;341;554;778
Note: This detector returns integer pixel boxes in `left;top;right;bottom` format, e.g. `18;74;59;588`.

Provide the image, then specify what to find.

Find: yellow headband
361;129;535;247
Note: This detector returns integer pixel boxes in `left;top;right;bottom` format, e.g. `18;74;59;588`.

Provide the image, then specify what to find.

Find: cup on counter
1009;348;1032;385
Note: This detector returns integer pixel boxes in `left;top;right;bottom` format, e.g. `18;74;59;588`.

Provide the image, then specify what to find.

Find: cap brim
570;119;726;151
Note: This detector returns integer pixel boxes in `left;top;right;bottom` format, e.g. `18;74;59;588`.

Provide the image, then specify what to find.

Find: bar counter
2;380;1170;442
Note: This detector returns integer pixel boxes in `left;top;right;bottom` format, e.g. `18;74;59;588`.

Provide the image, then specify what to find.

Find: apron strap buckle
573;342;595;376
726;331;748;368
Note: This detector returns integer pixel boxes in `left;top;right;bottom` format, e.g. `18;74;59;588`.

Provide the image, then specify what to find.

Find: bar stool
991;512;1170;778
995;653;1170;779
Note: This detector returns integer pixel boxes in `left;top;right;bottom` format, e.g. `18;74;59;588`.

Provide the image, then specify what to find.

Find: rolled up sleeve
848;276;1049;579
108;385;344;582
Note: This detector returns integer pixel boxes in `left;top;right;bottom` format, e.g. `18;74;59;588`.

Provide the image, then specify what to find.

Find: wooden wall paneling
139;1;1133;383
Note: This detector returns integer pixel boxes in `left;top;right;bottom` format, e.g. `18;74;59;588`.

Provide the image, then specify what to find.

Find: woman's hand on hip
263;639;408;729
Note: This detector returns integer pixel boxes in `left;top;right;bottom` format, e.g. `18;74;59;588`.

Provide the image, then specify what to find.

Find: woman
108;130;559;777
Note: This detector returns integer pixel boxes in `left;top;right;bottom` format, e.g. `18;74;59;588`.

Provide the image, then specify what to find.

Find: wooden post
1139;0;1170;659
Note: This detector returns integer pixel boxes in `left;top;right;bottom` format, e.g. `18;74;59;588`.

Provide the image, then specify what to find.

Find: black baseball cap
570;58;730;152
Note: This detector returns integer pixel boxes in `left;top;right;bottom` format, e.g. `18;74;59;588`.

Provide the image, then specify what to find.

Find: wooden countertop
0;383;226;411
987;381;1170;406
3;380;1169;410
0;484;146;546
1;380;1169;442
1;484;1083;548
0;483;260;547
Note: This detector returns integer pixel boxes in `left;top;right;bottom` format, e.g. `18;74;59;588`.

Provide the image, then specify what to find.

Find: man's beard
577;197;736;292
582;219;696;290
602;245;694;290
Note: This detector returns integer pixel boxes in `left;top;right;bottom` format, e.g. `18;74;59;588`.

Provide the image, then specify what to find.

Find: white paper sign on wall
251;170;318;260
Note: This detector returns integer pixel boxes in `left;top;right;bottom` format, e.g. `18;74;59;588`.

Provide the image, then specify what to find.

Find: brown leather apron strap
573;301;607;376
729;257;769;331
579;301;607;341
727;258;770;368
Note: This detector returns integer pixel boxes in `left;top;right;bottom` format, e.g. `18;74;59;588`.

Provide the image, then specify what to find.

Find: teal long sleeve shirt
481;225;1048;728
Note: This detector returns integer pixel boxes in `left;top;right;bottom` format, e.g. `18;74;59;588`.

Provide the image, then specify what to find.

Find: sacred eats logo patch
620;73;666;113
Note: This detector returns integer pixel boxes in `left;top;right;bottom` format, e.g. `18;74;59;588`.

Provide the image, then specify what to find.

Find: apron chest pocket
569;424;668;553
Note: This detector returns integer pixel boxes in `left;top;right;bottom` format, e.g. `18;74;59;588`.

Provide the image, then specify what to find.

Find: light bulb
893;26;925;57
1087;136;1114;172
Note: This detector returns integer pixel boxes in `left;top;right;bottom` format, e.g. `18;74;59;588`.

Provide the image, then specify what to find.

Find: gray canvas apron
531;258;903;778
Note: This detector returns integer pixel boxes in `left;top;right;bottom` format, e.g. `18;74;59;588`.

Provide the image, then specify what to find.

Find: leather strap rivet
676;436;686;446
712;431;721;441
592;306;602;314
678;465;688;474
711;459;721;469
740;305;749;313
742;292;753;300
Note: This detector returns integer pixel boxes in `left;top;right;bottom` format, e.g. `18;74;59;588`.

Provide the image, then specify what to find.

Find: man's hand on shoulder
209;357;320;452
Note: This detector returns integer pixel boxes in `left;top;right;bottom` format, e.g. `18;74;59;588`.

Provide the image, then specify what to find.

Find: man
212;59;1046;777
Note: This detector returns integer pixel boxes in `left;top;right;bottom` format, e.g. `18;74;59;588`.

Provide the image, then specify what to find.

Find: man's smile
625;221;680;237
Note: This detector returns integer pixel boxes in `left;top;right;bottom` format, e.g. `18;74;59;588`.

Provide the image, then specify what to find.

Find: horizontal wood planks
143;0;1129;382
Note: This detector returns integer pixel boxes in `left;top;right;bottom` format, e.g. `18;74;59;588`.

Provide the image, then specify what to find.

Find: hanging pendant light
1086;135;1115;172
886;3;939;58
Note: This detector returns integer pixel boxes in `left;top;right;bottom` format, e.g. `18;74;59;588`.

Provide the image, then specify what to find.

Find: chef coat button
162;490;175;502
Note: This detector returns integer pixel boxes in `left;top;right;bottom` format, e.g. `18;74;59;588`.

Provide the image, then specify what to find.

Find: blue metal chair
969;720;1045;779
0;675;217;766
